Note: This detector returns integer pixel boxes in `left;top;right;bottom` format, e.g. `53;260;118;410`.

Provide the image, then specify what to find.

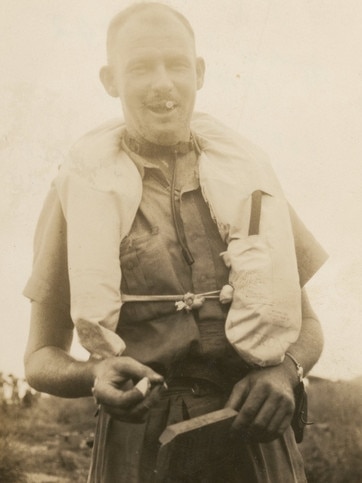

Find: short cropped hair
106;2;195;61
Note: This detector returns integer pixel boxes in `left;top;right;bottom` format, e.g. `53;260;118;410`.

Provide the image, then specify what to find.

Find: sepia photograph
1;1;362;481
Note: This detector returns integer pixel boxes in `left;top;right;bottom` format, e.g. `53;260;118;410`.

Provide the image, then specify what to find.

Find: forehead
109;10;196;62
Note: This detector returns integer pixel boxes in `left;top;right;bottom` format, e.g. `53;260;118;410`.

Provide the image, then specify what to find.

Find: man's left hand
225;364;296;443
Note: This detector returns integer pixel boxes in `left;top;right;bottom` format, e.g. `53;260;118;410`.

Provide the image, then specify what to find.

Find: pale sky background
1;0;361;381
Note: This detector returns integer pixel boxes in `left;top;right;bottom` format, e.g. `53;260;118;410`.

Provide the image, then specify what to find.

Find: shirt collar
121;134;200;194
123;131;197;158
120;132;201;180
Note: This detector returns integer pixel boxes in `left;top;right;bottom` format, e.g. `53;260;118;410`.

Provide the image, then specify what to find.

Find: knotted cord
121;290;220;311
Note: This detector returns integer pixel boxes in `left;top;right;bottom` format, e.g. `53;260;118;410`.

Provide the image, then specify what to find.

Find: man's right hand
92;356;165;423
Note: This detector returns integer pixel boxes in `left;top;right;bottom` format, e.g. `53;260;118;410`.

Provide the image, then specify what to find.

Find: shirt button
125;261;134;270
200;275;207;282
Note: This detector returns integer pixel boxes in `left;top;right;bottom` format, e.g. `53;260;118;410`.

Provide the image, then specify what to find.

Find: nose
151;63;173;93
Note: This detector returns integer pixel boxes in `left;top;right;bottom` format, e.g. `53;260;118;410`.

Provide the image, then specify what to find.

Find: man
24;3;327;482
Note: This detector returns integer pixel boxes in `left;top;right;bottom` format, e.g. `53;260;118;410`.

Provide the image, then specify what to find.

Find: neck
123;131;196;158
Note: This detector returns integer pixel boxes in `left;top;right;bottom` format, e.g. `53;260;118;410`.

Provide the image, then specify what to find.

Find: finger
127;399;154;420
115;357;164;384
265;402;294;437
102;386;164;423
123;384;166;421
224;379;249;410
142;384;166;407
231;390;267;432
249;398;278;434
94;382;144;408
240;399;280;442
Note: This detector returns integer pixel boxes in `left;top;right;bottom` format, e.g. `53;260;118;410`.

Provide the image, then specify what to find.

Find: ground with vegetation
1;377;361;482
300;376;362;483
0;396;95;483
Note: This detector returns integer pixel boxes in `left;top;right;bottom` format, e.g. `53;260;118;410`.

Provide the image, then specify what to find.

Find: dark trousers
88;379;306;483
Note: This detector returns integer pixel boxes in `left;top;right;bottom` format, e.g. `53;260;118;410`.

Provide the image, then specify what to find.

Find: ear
99;66;119;98
196;57;205;90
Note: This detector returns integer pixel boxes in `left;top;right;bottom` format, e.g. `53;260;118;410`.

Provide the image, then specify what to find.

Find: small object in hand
135;377;151;397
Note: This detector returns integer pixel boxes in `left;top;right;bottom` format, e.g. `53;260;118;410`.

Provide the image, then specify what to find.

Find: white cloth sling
55;112;301;366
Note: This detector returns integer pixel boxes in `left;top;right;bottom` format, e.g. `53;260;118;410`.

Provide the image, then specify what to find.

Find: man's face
101;11;205;145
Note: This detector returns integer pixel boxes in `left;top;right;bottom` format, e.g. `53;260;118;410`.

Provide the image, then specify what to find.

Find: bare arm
226;288;323;441
24;301;164;419
283;286;324;377
24;301;96;397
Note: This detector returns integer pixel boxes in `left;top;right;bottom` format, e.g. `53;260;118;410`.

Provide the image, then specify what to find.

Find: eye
128;63;149;75
130;66;147;75
173;63;189;71
168;59;190;71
